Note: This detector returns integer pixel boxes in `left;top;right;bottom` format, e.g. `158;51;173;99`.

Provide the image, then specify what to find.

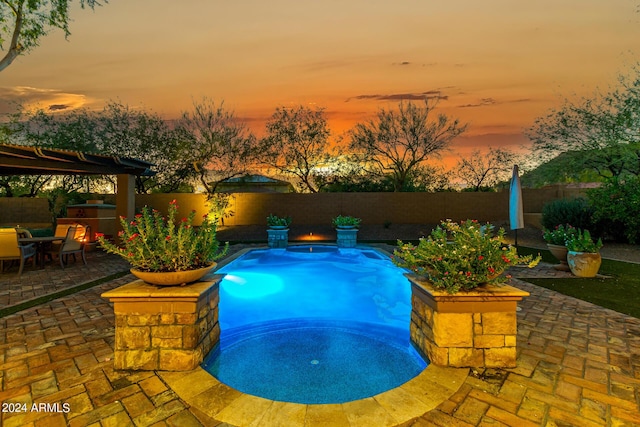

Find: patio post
116;174;135;227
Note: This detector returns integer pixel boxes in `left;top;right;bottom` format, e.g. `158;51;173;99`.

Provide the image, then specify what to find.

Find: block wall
112;282;220;371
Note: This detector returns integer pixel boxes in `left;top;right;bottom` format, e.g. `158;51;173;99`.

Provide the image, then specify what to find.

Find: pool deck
1;242;640;426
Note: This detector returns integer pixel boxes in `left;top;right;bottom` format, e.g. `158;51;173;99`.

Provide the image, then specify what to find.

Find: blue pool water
201;246;427;404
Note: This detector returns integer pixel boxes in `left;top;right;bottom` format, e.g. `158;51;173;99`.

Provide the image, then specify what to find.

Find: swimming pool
201;245;427;404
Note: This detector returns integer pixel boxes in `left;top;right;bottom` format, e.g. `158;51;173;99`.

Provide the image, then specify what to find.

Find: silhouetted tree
349;99;467;192
176;98;260;193
456;147;516;191
8;101;188;194
527;63;640;179
260;105;332;193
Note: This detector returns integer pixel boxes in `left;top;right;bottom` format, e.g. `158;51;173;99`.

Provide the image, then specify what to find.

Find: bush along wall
588;177;640;244
541;197;596;233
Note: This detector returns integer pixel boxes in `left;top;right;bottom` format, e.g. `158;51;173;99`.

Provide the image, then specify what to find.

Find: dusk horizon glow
1;1;639;165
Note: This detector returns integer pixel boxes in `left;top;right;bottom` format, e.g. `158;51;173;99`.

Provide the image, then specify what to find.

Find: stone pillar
336;228;358;248
267;228;289;248
102;275;223;371
116;174;135;223
407;275;529;368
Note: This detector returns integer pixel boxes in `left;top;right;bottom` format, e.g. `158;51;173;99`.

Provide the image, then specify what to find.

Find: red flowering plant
393;219;540;294
97;200;228;272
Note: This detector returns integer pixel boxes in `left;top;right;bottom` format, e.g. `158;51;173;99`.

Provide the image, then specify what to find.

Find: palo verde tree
349;99;467;192
527;63;640;180
456;147;517;191
175;98;260;194
260;105;332;193
95;102;190;193
0;0;107;72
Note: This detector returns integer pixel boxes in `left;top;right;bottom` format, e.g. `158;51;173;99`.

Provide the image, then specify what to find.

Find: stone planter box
336;228;358;248
407;274;529;368
102;275;223;371
267;228;289;248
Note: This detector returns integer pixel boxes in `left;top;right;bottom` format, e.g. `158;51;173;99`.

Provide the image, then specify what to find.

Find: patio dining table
18;236;64;269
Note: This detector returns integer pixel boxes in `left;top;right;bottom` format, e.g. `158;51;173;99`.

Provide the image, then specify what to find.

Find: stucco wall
133;186;589;227
0;185;590;229
0;197;52;228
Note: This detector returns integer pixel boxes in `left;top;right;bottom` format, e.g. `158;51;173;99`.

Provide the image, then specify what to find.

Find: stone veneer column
267;228;289;248
102;275;223;371
336;228;358;248
407;275;529;368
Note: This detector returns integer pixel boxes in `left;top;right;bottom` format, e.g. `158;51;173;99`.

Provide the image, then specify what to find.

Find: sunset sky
1;0;639;163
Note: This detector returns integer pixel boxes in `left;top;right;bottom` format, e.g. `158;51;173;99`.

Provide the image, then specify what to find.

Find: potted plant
266;214;292;229
332;215;361;248
394;219;540;293
565;228;603;278
266;214;291;248
542;224;578;271
98;199;228;286
392;219;540;368
332;215;361;229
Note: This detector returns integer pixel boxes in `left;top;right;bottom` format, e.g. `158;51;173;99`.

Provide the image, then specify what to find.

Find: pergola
0;143;155;222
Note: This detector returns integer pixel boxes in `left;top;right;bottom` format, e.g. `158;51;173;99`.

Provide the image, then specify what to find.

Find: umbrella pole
515;229;518;248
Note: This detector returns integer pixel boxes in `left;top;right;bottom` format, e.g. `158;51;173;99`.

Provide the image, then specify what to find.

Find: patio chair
0;228;36;276
54;224;72;237
46;224;90;269
15;227;32;239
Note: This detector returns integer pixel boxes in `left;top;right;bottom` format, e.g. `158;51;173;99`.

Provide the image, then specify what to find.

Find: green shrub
588;177;640;244
266;214;292;227
541;198;595;232
393;219;540;294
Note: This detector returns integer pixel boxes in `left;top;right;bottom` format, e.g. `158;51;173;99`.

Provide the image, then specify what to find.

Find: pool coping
213;243;397;272
160;364;469;426
192;244;465;426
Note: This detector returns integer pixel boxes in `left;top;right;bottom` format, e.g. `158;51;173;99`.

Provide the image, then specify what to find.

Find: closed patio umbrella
509;164;524;246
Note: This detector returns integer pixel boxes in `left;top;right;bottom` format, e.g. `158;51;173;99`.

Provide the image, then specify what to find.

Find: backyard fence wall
135;185;588;227
0;185;589;229
0;197;51;228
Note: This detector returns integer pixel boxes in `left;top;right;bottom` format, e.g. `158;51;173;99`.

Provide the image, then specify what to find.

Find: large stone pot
547;243;570;271
407;274;529;368
567;251;602;278
130;263;216;286
267;227;289;248
336;227;358;248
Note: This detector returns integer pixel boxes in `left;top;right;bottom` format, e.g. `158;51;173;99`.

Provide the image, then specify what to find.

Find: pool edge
160;364;469;426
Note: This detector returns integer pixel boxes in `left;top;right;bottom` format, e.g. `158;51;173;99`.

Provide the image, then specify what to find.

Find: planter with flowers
393;219;540;368
98;199;228;285
333;215;361;248
542;224;577;271
101;200;229;371
267;214;291;248
565;228;603;278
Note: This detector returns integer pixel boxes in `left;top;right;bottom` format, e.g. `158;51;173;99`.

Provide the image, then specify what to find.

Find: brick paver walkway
1;243;639;426
0;251;131;308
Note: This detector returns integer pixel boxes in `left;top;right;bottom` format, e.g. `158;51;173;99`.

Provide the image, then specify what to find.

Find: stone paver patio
1;241;639;426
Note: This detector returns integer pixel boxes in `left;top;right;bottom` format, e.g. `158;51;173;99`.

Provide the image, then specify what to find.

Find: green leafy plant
98;199;228;272
565;228;603;253
332;215;361;228
393;219;540;294
542;224;578;246
266;214;292;227
588;177;640;243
